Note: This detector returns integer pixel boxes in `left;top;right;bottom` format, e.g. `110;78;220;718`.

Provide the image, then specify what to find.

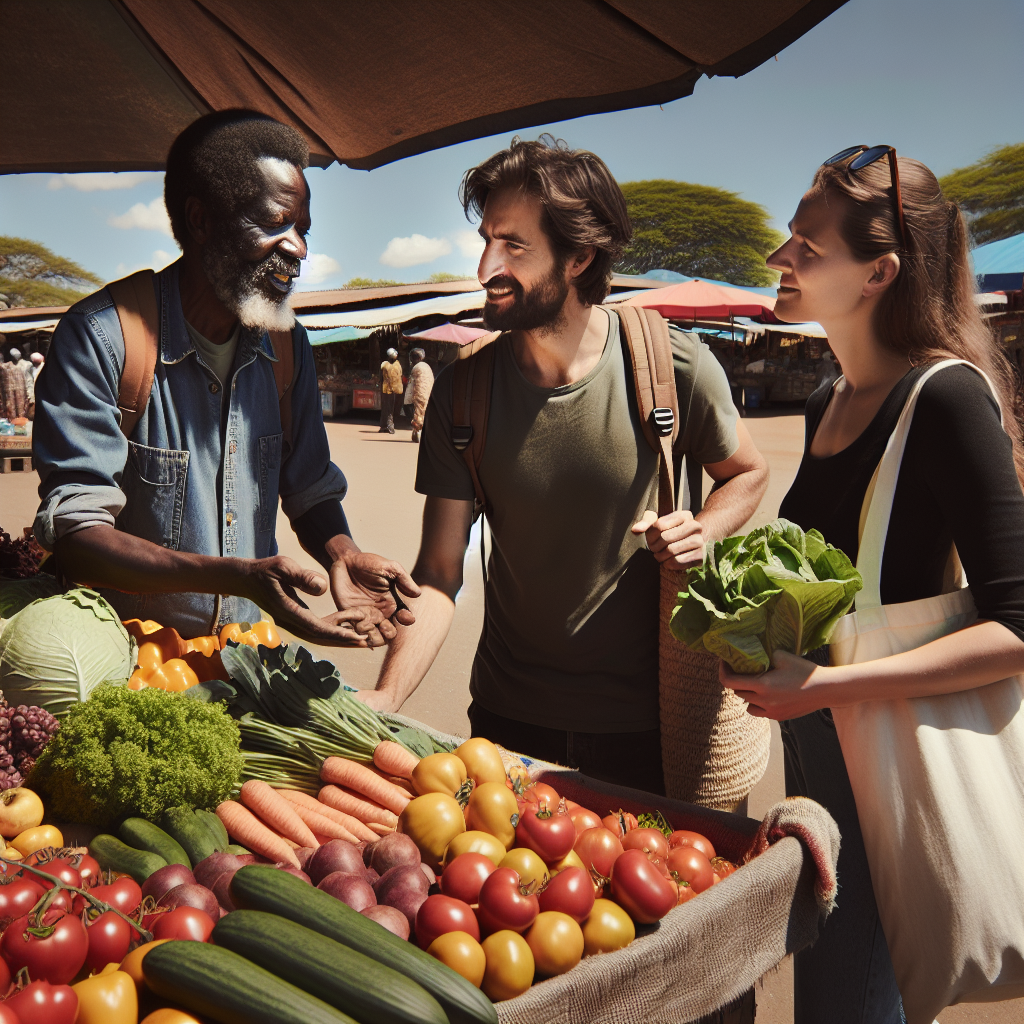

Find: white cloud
302;253;341;286
109;197;173;236
113;250;177;278
380;234;452;268
48;172;161;192
455;229;485;259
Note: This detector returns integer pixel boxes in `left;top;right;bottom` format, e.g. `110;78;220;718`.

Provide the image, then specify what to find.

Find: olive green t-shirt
415;310;738;732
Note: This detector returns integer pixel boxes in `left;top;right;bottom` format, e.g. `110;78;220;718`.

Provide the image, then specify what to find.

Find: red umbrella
619;280;777;319
405;323;490;346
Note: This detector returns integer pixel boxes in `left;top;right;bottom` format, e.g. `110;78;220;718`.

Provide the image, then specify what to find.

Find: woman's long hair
810;157;1024;486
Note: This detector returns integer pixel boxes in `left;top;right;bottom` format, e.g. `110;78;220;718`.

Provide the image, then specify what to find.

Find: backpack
450;305;699;519
105;269;296;439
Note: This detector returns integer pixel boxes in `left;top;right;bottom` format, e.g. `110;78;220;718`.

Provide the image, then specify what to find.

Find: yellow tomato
455;737;507;787
443;830;507;868
427;930;486;987
500;848;549;893
120;939;172;995
549;848;586;875
142;1011;207;1024
398;793;466;869
525;911;584;978
1;847;22;861
481;930;535;1002
11;824;63;857
219;620;281;649
581;898;635;956
73;966;137;1024
412;752;469;798
466;782;519;849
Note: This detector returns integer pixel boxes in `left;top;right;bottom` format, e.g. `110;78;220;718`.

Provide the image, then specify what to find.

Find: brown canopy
4;0;846;174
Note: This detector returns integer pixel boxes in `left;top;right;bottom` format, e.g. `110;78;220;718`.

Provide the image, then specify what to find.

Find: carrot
286;800;359;844
321;757;411;815
373;740;420;780
279;789;379;843
216;801;300;868
318;784;399;829
368;764;415;796
368;821;396;836
240;779;320;849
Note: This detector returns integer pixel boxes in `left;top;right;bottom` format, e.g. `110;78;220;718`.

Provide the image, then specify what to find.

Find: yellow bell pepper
72;964;138;1024
219;620;282;649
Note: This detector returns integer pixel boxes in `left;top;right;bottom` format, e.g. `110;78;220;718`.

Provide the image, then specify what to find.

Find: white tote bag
829;359;1024;1024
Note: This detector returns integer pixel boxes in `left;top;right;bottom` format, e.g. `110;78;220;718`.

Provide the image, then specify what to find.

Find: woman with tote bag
721;147;1024;1024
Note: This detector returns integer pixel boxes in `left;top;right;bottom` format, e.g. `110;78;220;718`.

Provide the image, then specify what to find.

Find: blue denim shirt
33;261;347;637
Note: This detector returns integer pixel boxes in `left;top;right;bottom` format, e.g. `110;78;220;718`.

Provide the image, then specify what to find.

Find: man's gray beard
201;243;296;333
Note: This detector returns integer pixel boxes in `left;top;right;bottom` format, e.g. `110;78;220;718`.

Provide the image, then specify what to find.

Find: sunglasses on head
823;145;907;249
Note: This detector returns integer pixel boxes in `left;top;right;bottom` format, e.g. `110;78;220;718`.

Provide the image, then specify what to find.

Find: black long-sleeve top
779;363;1024;640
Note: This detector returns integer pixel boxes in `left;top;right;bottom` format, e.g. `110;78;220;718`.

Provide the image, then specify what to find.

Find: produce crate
389;714;838;1024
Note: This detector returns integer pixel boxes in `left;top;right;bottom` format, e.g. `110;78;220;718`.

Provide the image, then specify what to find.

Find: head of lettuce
671;519;862;674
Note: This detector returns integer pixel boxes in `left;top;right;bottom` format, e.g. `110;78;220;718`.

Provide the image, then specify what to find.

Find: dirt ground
2;408;1019;1023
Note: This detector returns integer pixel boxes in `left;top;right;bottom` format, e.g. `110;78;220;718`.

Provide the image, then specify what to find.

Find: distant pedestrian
407;348;434;443
30;352;44;381
379;347;403;434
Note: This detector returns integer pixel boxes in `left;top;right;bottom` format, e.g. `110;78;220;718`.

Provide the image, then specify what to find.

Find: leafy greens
671;519;862;674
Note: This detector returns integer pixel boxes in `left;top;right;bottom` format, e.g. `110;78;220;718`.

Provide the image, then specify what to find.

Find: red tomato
609;849;677;924
87;876;142;914
0;908;89;984
711;857;738;880
0;877;45;926
621;827;669;861
666;846;715;893
568;806;603;836
537;866;595;924
29;859;81;892
0;952;9;992
152;906;215;942
515;803;575;865
0;1005;15;1024
676;882;698;905
76;855;102;889
441;853;497;905
85;909;135;971
520;783;561;812
415;894;480;949
4;980;78;1024
573;827;623;880
602;810;639;838
668;829;716;861
476;868;539;935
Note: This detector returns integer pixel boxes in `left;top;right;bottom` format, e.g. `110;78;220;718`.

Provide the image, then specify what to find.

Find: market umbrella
618;279;778;319
3;0;848;173
404;323;490;347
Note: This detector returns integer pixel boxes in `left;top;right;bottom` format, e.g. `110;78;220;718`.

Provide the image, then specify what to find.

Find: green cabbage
0;575;61;623
0;588;135;714
671;519;863;674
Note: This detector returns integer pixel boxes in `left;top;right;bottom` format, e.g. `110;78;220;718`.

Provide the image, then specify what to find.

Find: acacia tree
0;236;102;308
617;180;783;287
939;143;1024;246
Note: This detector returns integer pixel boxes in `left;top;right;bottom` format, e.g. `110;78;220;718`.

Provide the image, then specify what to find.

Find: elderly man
407;348;434;443
33;109;418;645
379;347;403;434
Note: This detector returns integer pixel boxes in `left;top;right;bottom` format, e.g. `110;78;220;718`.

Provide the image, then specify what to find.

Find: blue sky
1;0;1021;293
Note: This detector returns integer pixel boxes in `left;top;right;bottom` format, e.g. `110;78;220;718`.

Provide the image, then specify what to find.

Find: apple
0;788;45;839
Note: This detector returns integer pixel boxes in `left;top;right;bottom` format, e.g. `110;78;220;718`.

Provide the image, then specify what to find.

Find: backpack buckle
651;407;674;437
451;425;474;451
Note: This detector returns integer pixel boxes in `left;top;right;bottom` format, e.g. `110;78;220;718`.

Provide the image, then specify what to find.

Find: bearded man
357;138;768;792
32;110;417;646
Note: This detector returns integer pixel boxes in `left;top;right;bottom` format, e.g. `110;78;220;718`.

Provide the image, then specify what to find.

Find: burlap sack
659;565;771;810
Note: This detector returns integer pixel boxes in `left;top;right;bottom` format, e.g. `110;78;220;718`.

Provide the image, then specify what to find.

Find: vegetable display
671;518;863;673
29;686;243;827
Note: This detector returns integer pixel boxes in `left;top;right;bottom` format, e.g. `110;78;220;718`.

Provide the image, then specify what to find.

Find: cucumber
161;806;218;866
89;834;166;883
194;808;229;852
231;866;497;1024
118;818;191;867
214;910;447;1024
143;939;357;1024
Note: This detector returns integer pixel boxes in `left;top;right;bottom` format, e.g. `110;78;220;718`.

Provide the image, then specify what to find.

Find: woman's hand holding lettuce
671;519;862;674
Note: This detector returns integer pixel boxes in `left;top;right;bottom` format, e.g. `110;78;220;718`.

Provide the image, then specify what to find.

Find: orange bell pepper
73;963;138;1024
186;634;220;657
131;658;199;692
219;620;282;649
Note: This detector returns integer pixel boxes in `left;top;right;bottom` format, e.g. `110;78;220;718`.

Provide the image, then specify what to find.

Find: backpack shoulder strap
269;328;295;443
451;331;501;512
615;305;678;517
107;269;158;439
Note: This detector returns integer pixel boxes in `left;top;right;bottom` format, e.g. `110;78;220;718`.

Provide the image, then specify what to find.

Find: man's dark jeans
468;702;665;795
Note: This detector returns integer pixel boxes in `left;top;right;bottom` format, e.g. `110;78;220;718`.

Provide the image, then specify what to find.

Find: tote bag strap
857;359;1003;609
